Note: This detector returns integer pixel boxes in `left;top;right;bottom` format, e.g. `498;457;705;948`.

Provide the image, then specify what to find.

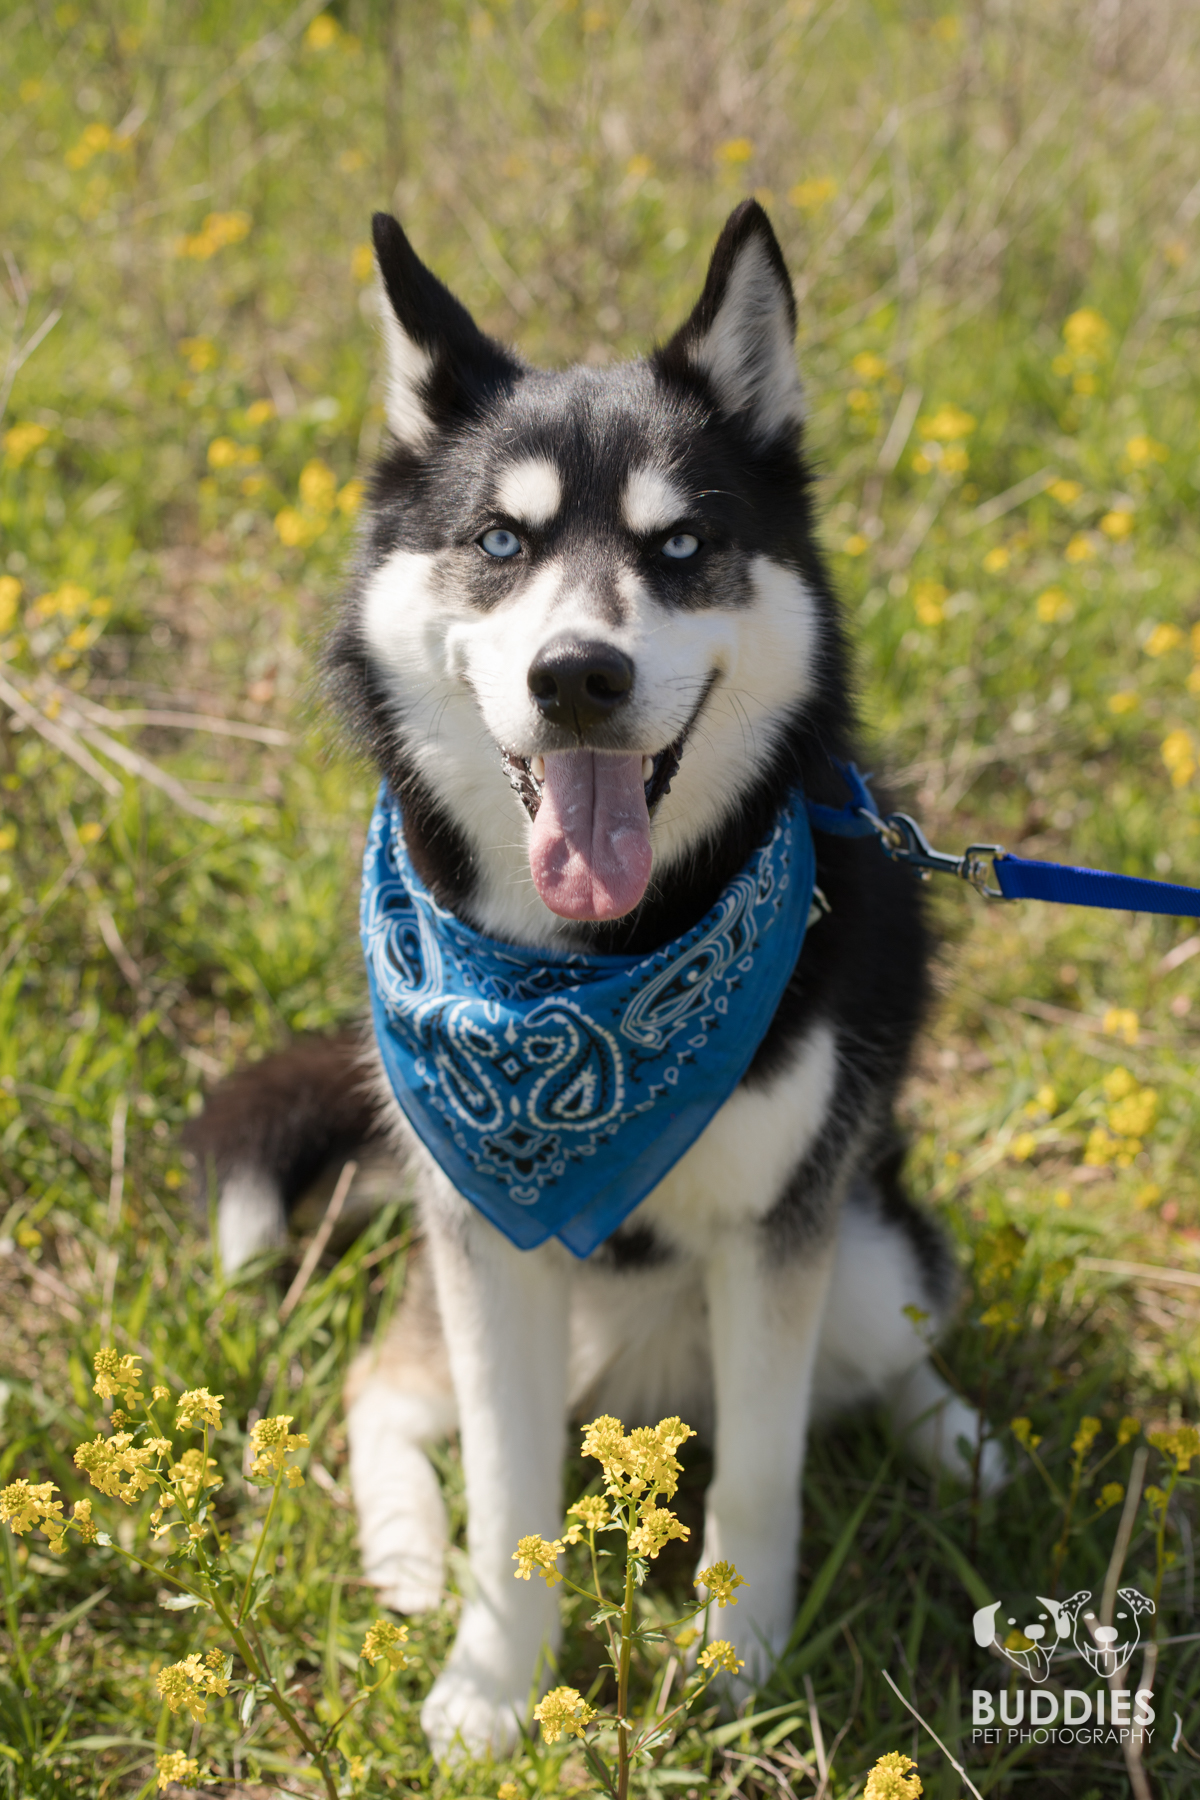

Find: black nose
527;637;634;733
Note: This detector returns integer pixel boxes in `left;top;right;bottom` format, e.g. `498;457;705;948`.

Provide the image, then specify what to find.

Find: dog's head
1070;1586;1154;1677
973;1595;1073;1683
328;202;849;944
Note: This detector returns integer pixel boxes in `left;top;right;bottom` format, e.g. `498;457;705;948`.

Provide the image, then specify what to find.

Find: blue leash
810;760;1200;920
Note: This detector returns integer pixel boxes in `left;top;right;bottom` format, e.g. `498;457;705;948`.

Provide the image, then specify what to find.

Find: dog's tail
184;1031;394;1273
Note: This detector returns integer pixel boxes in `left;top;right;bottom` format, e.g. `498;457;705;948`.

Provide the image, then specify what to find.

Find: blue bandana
361;787;816;1258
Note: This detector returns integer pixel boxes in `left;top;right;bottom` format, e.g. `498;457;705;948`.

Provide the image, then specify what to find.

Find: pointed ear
371;212;519;449
654;200;802;446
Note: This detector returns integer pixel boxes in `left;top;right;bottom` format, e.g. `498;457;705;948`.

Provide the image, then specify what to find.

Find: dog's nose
527;636;633;733
1094;1626;1118;1645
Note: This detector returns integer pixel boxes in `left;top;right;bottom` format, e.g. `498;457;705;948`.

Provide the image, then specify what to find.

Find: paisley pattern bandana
361;786;816;1258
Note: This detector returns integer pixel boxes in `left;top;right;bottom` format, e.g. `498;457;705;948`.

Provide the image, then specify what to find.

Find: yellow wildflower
337;477;365;515
917;403;976;441
533;1685;596;1744
497;1784;521;1800
168;1447;222;1502
152;1385;170;1403
842;533;868;556
674;1624;700;1649
73;1497;97;1543
1108;1086;1157;1139
695;1559;746;1607
4;421;49;465
1065;533;1095;562
92;1348;143;1407
852;351;888;382
207;436;241;469
1104;1065;1135;1101
178;336;218;372
1011;1417;1042;1451
1126;435;1168;467
579;1414;694;1502
1;1478;63;1537
629;1504;690;1559
0;574;19;632
299;457;338;512
156;1752;200;1790
1048;478;1083;504
982;546;1009;573
715;137;754;165
248;1414;309;1485
74;1432;168;1504
564;1493;609;1542
865;1750;923;1800
789;175;837;212
305;12;339;49
361;1618;409;1669
1145;621;1183;656
1100;509;1134;539
698;1639;744;1675
1009;1131;1037;1162
1096;1481;1125;1513
1109;692;1138;714
174;211;251;260
1072;1417;1102;1459
913;580;946;626
512;1533;565;1585
1036;586;1072;623
1118;1416;1141;1445
176;1388;223;1430
1103;1006;1140;1045
156;1652;226;1721
1063;308;1111;359
941;444;969;474
1148;1423;1200;1472
1162;730;1196;788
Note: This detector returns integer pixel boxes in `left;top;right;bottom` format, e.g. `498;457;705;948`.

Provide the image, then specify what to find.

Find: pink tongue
530;749;652;921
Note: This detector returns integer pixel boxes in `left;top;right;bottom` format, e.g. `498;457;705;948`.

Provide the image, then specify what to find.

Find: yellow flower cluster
788;175;837;212
65;121;113;170
580;1414;694;1503
1071;1416;1102;1459
695;1560;746;1608
152;1448;221;1532
248;1414;309;1487
1011;1416;1042;1451
156;1751;200;1790
1148;1423;1200;1472
628;1504;690;1560
155;1649;229;1722
3;420;49;465
93;1348;144;1408
865;1750;923;1800
74;1430;170;1503
361;1618;410;1669
1095;1481;1125;1514
275;459;362;548
563;1493;609;1543
1162;728;1196;789
913;580;947;626
173;211;251;260
532;1684;596;1743
176;1388;223;1430
512;1532;565;1585
698;1639;744;1675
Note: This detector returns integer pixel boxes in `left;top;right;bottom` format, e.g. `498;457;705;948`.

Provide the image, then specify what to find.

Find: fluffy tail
185;1031;390;1272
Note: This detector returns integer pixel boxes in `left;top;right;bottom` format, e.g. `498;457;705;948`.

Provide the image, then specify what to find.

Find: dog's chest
625;1020;838;1253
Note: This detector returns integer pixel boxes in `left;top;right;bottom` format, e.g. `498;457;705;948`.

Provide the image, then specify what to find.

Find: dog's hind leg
812;1161;1004;1490
344;1239;457;1615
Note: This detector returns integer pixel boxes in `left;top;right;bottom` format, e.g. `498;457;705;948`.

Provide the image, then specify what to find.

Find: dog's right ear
371;213;519;450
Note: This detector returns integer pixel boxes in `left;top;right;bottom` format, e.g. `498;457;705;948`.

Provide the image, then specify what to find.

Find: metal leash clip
861;809;1009;899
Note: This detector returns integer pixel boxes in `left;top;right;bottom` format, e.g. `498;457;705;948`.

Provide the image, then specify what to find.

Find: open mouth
499;712;699;925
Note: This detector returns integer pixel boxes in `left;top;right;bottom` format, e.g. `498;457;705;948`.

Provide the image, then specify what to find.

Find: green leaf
159;1591;208;1611
785;1459;890;1652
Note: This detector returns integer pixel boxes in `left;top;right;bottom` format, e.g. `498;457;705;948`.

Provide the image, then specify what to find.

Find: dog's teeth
530;754;545;782
642;756;654;781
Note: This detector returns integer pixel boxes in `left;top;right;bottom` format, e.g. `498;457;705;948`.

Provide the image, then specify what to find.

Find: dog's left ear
654;200;802;447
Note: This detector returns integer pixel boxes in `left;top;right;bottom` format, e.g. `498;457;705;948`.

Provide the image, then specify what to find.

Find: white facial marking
377;281;435;449
691;236;804;442
494;456;563;529
620;464;689;535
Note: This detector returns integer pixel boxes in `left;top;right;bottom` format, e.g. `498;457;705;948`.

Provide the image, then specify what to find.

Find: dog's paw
421;1667;526;1761
348;1389;450;1614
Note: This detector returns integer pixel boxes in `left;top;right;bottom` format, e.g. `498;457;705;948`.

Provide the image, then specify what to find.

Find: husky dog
196;201;991;1759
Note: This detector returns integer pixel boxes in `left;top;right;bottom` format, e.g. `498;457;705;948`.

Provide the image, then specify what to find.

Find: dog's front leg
420;1196;570;1760
699;1228;836;1683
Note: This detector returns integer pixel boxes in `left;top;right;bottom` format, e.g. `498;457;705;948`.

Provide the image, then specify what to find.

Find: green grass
3;0;1200;1793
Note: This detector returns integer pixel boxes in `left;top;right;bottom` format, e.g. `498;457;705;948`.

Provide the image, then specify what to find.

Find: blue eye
662;533;699;560
480;528;521;559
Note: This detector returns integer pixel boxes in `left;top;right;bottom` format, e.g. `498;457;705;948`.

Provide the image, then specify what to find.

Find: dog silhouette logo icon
972;1587;1155;1682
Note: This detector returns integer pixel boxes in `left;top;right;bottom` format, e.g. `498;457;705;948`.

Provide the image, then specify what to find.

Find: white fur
376;281;435;448
348;1383;455;1613
620;464;689;535
217;1167;286;1271
690;236;804;442
494;456;563;527
360;546;821;948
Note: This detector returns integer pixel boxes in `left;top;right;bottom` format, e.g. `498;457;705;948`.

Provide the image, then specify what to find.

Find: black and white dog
196;201;993;1758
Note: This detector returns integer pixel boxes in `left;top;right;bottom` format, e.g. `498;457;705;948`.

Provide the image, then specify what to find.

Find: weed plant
3;1;1200;1794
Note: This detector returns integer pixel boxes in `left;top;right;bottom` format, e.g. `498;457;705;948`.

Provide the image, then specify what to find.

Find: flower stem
616;1517;637;1800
